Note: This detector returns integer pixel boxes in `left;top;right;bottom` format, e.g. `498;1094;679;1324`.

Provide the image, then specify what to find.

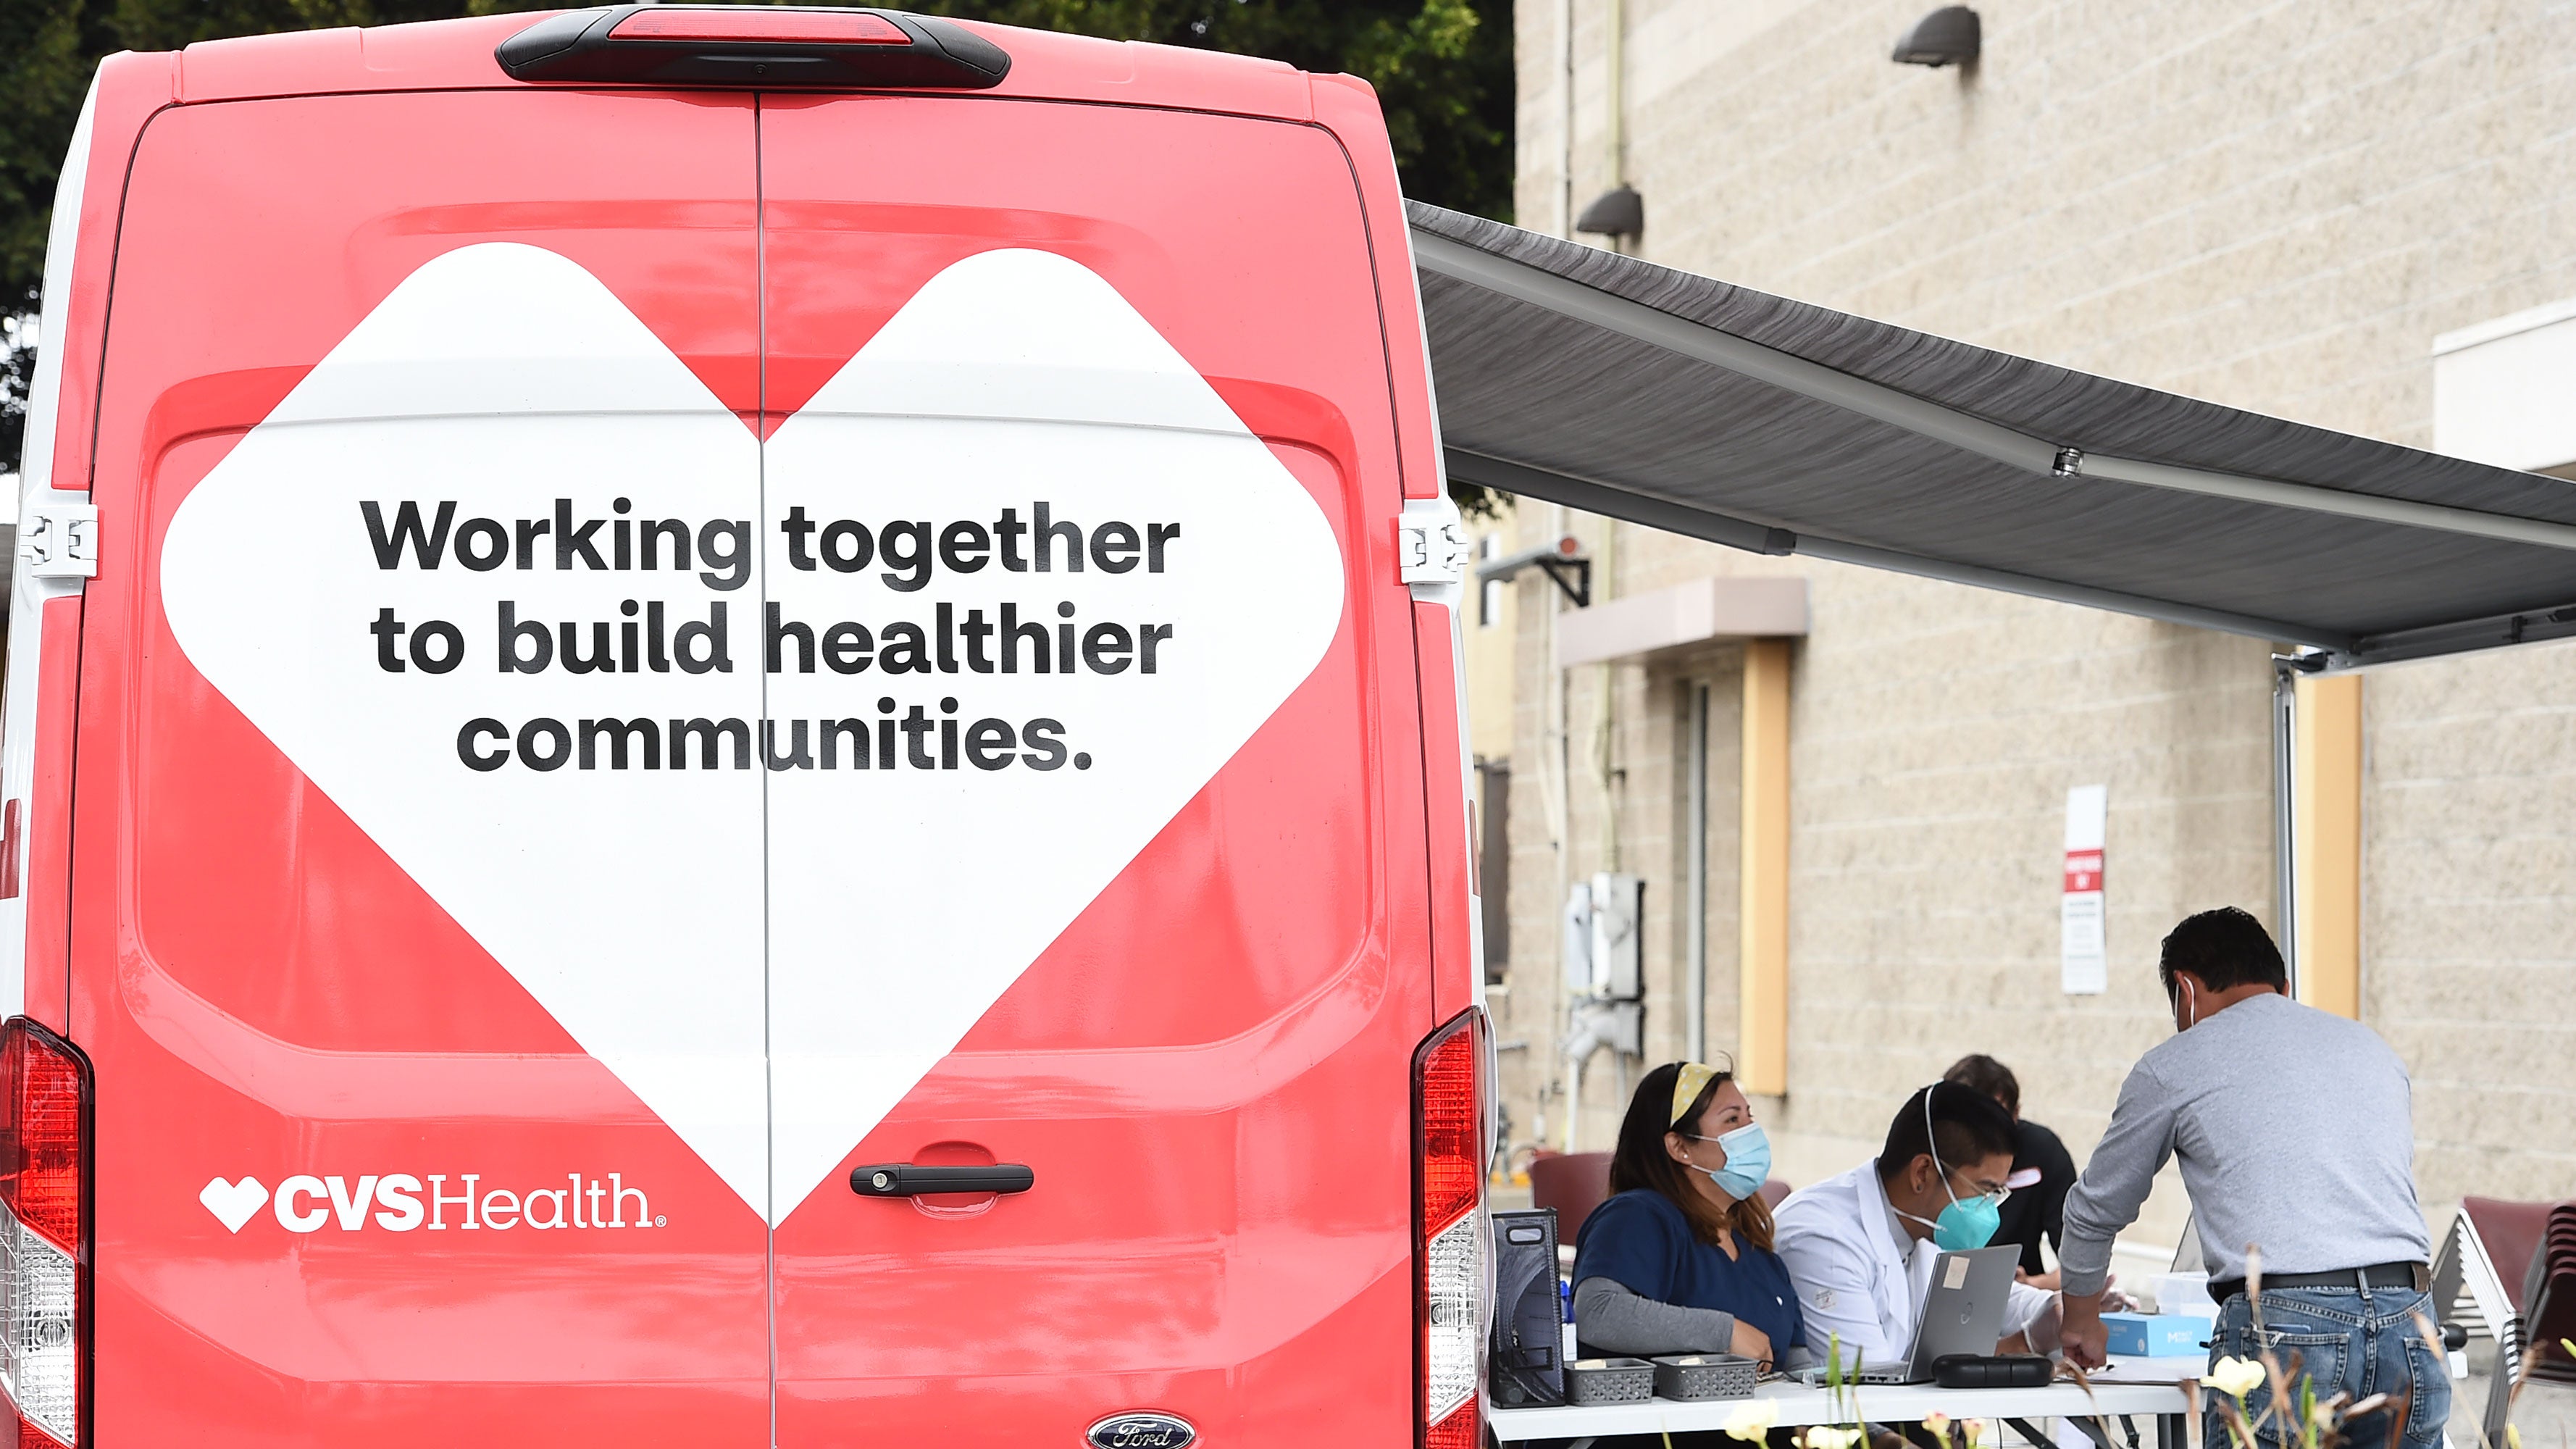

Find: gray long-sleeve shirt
2059;992;2430;1295
1573;1276;1815;1368
1573;1274;1738;1356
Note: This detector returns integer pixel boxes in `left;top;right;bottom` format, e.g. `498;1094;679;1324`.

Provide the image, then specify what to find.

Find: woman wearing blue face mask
1568;1060;1808;1373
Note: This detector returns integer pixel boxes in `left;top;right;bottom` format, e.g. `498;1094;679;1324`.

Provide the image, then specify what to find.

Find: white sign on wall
2061;785;2107;995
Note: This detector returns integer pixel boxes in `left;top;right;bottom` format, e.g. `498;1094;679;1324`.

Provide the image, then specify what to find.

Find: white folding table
1489;1358;2199;1445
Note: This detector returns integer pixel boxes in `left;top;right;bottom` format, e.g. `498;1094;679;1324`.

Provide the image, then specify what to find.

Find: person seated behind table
1942;1054;2080;1290
1568;1060;1809;1371
1774;1082;2059;1374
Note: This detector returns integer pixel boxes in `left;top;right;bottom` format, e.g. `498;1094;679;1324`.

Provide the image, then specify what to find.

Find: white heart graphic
200;1176;269;1233
160;243;1346;1224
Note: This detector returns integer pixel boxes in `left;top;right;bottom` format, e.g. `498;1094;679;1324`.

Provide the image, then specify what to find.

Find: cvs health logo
198;1172;664;1235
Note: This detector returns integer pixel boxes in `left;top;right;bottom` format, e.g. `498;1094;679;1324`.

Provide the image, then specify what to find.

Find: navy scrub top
1572;1188;1807;1353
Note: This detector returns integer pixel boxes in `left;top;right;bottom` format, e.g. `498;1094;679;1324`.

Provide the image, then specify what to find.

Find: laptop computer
1794;1245;2023;1385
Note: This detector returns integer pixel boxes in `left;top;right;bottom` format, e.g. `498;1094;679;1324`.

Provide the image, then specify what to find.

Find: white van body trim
1;78;103;1019
1397;215;1489;1024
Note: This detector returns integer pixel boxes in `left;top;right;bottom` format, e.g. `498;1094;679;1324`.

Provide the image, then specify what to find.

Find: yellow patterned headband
1670;1061;1723;1126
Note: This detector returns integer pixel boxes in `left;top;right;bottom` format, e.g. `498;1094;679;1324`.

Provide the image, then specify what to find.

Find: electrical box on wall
1589;872;1642;1001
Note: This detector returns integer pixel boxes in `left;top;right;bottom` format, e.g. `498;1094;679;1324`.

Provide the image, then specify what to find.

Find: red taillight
1415;1016;1480;1232
0;1018;90;1448
1425;1402;1481;1449
1413;1009;1486;1447
0;1026;85;1253
608;9;910;45
0;801;20;902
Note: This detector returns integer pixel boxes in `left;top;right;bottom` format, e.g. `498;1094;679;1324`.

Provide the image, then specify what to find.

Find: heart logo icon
159;243;1346;1224
200;1177;270;1233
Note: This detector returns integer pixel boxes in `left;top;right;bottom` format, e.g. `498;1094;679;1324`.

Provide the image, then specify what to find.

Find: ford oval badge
1086;1411;1197;1448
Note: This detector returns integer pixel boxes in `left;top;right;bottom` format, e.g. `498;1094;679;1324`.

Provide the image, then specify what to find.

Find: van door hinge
19;501;99;580
1397;498;1468;588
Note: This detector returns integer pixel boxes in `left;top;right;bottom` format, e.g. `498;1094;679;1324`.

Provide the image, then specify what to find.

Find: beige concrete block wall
2365;643;2576;1203
1496;0;2576;1239
1500;514;2248;1253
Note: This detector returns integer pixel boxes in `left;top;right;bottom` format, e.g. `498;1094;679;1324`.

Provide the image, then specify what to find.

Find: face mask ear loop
1923;1085;1959;1208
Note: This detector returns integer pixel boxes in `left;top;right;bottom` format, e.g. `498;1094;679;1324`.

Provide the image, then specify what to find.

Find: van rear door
74;90;771;1443
757;95;1434;1445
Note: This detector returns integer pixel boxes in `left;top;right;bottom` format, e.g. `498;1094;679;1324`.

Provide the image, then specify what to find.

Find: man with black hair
1775;1082;2059;1371
1943;1054;2079;1289
2058;907;2442;1449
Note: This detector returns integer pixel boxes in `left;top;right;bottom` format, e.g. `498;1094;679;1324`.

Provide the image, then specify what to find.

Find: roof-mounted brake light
609;9;910;44
496;6;1010;88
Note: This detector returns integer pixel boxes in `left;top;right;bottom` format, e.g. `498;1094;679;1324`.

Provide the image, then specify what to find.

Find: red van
4;10;1486;1445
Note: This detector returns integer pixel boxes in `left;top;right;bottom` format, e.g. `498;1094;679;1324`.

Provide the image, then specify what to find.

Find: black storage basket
1651;1353;1759;1400
1565;1356;1655;1406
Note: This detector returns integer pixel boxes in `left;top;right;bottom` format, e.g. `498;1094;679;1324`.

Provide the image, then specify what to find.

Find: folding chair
2521;1203;2576;1390
2430;1198;2558;1447
1528;1151;1612;1272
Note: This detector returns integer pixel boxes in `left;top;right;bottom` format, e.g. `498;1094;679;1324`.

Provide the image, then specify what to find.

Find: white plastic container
2151;1271;2218;1316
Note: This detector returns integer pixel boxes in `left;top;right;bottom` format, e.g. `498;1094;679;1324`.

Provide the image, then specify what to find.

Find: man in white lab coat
1776;1082;2059;1372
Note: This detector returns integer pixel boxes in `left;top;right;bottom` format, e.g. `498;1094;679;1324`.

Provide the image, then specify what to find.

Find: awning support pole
2272;654;2301;996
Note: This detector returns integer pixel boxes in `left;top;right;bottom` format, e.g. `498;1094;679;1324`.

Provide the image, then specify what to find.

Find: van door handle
848;1163;1034;1198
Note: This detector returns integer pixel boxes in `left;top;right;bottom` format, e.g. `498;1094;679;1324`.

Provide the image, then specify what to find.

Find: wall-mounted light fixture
1574;185;1644;243
1891;5;1979;67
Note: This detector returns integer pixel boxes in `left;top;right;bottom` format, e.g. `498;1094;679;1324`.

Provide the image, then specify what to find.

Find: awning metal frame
1473;538;1593;609
1415;225;2576;672
1442;444;2359;654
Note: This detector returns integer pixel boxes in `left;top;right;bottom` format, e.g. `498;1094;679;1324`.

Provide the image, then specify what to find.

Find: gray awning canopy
1411;202;2576;669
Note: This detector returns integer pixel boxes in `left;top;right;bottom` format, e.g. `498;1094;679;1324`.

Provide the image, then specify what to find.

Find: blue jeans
2208;1287;2450;1449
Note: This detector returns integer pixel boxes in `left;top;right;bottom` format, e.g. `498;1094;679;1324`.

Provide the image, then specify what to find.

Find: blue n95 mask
1701;1122;1771;1202
1930;1190;2002;1250
1895;1187;2001;1249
